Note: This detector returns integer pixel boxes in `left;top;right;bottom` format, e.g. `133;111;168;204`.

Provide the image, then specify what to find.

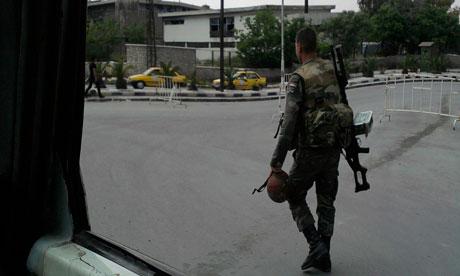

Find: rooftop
158;4;335;18
87;0;202;10
419;41;435;47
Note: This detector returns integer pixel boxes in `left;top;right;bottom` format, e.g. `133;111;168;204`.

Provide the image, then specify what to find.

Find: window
210;41;236;48
164;19;184;25
164;41;186;47
225;17;234;32
187;42;210;48
247;73;258;79
210;17;219;32
210;16;235;37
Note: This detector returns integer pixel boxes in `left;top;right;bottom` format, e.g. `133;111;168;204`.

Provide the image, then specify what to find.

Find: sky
176;0;460;12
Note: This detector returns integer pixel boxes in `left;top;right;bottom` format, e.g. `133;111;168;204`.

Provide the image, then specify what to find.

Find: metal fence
150;76;184;107
381;73;460;130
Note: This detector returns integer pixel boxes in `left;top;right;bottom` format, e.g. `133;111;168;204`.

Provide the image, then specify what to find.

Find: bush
402;55;419;73
429;55;448;73
112;59;132;89
160;61;179;76
317;42;332;59
361;57;376;77
225;67;236;89
188;70;198;91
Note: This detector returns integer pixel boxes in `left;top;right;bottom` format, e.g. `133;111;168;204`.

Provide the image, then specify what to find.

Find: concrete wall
126;44;196;76
447;54;460;68
164;15;211;42
196;48;238;61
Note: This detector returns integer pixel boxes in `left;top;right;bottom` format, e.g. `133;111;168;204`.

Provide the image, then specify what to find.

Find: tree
421;0;454;8
413;3;460;52
123;23;146;44
358;0;387;14
236;10;281;68
320;11;371;58
86;19;123;60
370;3;410;55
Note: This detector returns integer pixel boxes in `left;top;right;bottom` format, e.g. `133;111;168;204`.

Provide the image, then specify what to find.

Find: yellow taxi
128;67;187;89
212;71;267;90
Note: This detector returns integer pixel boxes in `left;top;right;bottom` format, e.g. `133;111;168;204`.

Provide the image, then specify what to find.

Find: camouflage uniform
270;57;342;237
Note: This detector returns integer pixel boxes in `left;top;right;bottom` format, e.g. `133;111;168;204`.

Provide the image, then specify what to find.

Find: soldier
270;27;344;272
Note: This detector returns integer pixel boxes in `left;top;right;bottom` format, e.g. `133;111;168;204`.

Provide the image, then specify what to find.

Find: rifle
330;45;371;193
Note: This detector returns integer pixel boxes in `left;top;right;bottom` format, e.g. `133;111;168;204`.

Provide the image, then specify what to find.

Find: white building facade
158;5;337;61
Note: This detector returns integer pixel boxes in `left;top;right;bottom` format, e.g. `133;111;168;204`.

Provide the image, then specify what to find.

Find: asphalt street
81;83;460;276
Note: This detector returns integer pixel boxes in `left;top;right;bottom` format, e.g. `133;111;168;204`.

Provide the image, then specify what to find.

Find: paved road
81;83;460;275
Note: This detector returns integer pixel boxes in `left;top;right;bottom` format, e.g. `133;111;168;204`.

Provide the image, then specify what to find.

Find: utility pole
147;0;157;68
303;0;308;22
219;0;224;92
279;0;285;112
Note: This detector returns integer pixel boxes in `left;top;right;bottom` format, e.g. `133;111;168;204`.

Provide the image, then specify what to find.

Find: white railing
381;73;459;130
151;75;184;107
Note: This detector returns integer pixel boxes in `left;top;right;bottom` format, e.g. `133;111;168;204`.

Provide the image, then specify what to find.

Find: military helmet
267;170;289;203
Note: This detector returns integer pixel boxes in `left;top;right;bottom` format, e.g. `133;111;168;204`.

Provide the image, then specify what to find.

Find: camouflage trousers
286;148;340;237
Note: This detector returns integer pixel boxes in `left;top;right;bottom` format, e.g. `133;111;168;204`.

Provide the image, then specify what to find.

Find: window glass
210;18;219;32
165;19;184;25
247;73;257;79
225;17;235;32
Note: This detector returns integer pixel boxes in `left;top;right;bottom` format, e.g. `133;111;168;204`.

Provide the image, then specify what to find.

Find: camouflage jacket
270;57;341;168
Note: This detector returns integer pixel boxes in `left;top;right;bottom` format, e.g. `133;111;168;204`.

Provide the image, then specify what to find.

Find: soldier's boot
301;225;328;270
313;236;332;272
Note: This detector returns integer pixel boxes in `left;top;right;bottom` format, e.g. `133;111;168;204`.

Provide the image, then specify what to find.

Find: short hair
295;27;317;54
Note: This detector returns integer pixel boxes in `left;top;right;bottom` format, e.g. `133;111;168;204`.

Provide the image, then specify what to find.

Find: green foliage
429;55;448;73
420;54;448;73
317;41;332;59
86;19;123;60
358;0;387;14
236;10;281;68
361;57;377;77
225;67;236;89
402;55;419;72
413;4;460;52
112;59;133;89
425;0;455;8
86;19;147;60
320;11;371;58
123;23;146;44
370;3;409;55
160;61;179;76
188;70;198;91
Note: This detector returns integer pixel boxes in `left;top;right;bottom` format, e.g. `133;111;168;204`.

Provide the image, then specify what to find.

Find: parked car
212;71;267;91
128;67;187;89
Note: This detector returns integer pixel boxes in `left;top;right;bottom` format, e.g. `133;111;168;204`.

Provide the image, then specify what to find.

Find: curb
86;74;459;103
86;95;284;103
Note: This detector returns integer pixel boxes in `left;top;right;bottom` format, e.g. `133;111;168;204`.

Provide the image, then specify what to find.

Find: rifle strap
252;172;273;194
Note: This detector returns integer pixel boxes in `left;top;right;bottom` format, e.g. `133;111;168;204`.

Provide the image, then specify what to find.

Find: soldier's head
295;27;317;62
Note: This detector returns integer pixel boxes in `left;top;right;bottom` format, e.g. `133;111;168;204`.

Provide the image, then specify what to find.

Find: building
87;0;203;41
159;5;337;61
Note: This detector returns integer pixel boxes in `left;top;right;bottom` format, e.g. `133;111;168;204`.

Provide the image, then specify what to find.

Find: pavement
81;83;460;275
